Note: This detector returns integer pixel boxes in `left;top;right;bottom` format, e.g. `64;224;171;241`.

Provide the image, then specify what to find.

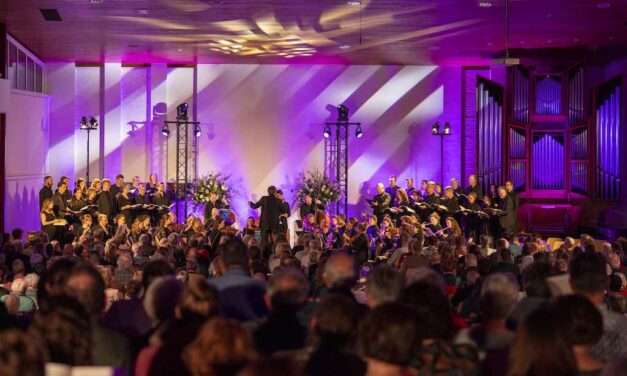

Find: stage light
194;124;201;138
347;0;361;5
89;117;98;129
80;116;88;130
176;103;189;120
323;125;331;138
444;122;451;135
432;122;440;135
337;104;349;122
355;125;363;138
162;123;170;136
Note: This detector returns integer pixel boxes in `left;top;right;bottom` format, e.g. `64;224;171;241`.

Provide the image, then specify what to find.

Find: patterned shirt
590;304;627;362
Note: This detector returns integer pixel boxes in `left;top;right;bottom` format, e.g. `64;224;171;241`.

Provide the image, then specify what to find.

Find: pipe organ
476;77;503;196
532;133;565;190
595;78;621;201
535;75;562;115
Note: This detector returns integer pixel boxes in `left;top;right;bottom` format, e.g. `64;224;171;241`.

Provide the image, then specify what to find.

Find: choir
36;172;520;263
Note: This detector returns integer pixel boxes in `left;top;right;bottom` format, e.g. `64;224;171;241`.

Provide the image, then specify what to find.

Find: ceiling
1;0;626;66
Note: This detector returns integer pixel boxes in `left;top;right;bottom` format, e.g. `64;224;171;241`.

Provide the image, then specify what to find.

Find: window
5;36;45;93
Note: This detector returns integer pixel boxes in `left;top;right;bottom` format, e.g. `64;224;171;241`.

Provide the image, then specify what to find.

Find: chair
546;237;563;251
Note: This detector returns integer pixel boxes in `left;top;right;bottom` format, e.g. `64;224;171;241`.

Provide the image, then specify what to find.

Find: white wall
4;89;50;232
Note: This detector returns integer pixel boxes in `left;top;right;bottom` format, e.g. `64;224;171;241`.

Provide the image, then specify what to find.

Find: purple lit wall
44;63;463;218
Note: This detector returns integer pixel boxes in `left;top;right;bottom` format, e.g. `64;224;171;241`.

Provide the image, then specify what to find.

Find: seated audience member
455;273;519;375
0;278;35;313
141;279;220;376
253;267;309;355
0;329;46;376
64;264;131;369
491;247;521;280
509;309;578;376
209;240;268;321
570;252;627;362
550;295;605;375
358;303;420;376
103;260;174;338
183;318;254;376
304;294;365;376
237;356;304;376
29;295;93;366
319;253;358;299
399;281;478;374
508;261;553;329
365;264;404;309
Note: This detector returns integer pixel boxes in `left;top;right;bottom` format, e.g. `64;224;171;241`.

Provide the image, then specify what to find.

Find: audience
2;212;627;376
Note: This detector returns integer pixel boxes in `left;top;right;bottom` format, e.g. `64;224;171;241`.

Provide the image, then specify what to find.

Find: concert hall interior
0;0;627;374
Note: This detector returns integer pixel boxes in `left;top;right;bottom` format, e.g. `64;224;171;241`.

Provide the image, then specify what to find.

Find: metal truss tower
324;120;361;216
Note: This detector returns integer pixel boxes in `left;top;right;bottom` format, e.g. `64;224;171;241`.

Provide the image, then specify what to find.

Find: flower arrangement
293;169;341;206
191;172;236;205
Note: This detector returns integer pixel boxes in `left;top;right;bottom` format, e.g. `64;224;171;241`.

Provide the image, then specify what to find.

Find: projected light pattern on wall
532;133;564;190
512;66;530;124
595;79;621;200
536;75;562;115
477;77;503;195
54;62;460;220
569;65;585;124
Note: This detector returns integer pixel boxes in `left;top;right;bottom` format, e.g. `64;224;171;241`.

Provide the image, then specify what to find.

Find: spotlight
323;125;331;138
444;122;451;135
89;117;98;129
194;124;201;138
432;122;440;135
80;116;88;130
355;125;363;138
162;123;170;136
347;0;361;5
337;104;349;122
176;103;189;120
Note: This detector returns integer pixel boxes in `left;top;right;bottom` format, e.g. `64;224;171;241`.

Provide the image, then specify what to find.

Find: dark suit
96;190;114;217
372;192;391;222
385;186;399;207
299;202;322;220
465;184;483;201
250;195;280;243
278;201;290;232
203;200;217;224
442;196;460;216
52;192;68;218
38;185;53;211
495;195;516;236
508;190;520;231
110;184;123;200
